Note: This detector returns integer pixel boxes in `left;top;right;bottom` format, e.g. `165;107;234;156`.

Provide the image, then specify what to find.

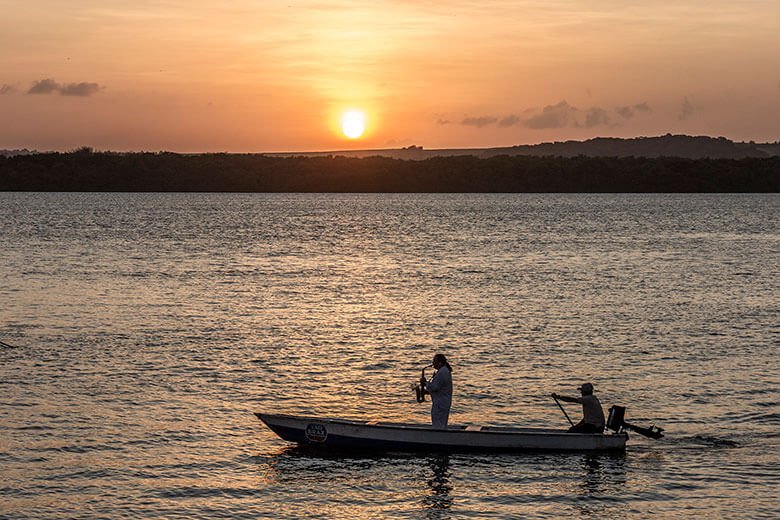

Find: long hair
433;353;452;373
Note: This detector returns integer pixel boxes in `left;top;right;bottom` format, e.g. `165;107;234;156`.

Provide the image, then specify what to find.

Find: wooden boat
255;413;628;452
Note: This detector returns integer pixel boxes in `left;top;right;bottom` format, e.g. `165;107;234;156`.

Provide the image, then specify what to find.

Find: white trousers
431;400;451;429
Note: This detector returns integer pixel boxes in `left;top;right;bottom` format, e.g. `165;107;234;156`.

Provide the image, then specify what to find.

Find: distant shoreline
1;151;778;193
4;134;780;160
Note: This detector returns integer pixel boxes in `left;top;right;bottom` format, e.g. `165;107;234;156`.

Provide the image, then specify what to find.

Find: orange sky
1;1;779;152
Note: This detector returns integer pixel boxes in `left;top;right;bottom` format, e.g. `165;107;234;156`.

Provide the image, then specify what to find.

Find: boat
255;413;629;452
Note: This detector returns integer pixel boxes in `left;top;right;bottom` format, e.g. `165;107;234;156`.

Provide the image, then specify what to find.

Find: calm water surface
1;193;778;519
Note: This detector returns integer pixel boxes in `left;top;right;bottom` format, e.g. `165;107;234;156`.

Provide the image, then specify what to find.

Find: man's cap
579;382;594;393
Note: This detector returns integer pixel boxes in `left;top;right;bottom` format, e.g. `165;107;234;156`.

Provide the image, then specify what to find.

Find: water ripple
0;193;778;519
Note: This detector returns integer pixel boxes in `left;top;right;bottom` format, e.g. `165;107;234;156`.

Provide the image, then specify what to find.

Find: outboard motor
608;405;664;439
413;365;431;403
607;405;626;432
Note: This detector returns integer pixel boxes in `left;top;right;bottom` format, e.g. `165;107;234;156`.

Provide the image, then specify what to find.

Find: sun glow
341;110;366;139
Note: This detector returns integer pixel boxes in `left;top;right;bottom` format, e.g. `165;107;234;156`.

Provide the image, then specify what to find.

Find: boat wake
667;435;739;449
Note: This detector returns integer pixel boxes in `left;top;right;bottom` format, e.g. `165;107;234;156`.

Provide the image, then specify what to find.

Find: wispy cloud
523;101;578;129
679;97;694;120
27;78;102;96
0;84;16;95
60;82;100;96
461;116;497;128
582;107;610;128
28;78;61;94
440;100;651;130
498;115;521;127
616;102;652;119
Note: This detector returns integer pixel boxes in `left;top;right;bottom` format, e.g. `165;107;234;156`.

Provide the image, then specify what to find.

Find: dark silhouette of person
553;382;605;433
423;354;453;428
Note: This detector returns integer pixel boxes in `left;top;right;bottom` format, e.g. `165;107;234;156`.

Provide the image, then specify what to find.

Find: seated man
552;382;605;433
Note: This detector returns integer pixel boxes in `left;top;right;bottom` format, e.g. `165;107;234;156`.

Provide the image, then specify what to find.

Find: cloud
27;78;102;96
581;108;610;128
438;100;649;131
60;82;100;96
522;101;577;129
679;97;694;120
0;84;16;95
616;102;652;119
498;114;521;127
461;116;497;128
28;78;61;94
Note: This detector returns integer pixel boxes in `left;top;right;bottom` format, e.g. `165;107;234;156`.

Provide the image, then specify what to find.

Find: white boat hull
256;413;627;452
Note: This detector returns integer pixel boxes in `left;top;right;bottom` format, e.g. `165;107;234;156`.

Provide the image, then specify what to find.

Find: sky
1;0;779;152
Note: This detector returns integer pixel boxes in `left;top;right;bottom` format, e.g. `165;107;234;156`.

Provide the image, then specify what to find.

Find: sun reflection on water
1;193;778;518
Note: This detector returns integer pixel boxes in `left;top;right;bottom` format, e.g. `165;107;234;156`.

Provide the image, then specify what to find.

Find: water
1;193;778;519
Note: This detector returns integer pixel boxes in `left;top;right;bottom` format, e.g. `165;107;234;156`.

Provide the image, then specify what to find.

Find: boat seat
465;425;482;432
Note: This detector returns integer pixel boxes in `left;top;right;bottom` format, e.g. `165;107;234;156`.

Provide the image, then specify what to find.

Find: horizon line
3;133;779;156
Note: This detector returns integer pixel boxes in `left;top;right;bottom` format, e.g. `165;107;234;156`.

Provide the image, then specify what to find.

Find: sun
341;110;366;139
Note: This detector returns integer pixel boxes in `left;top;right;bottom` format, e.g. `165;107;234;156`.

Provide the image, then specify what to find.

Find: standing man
424;353;453;429
552;382;605;433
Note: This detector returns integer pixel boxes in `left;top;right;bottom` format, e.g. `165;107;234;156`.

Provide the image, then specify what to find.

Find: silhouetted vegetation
1;151;778;192
257;134;780;160
499;135;774;160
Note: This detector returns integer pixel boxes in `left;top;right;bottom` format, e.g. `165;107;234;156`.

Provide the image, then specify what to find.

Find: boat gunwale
255;412;627;440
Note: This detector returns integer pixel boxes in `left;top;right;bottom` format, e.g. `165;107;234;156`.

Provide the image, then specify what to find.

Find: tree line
1;151;778;192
